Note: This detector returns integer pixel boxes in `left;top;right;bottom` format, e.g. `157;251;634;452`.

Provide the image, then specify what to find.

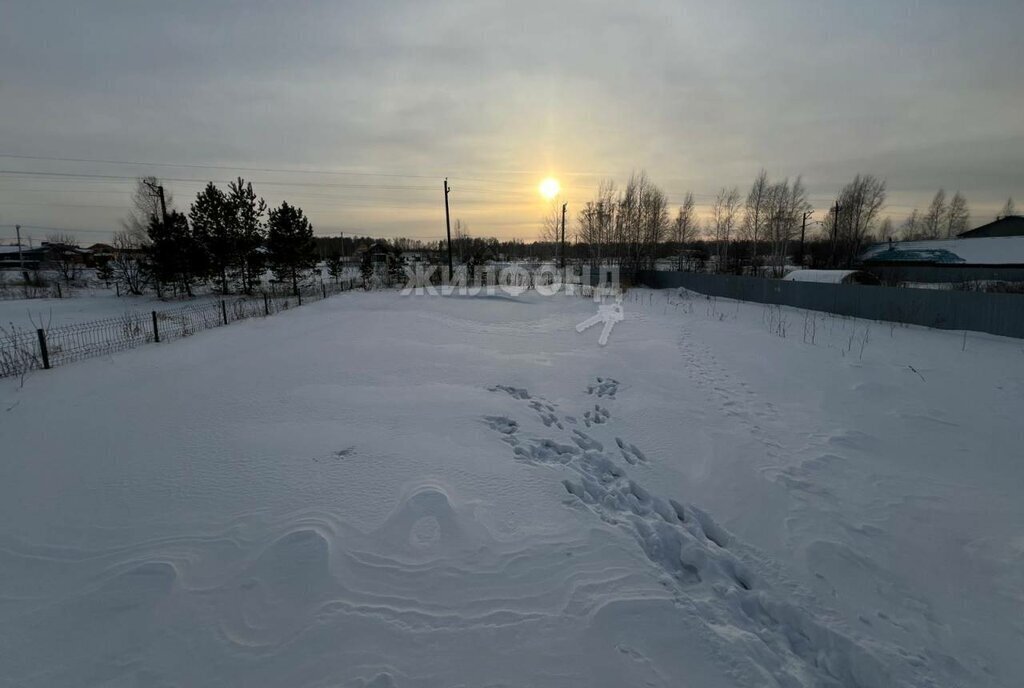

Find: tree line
93;173;1018;296
569;172;1018;276
110;177;315;296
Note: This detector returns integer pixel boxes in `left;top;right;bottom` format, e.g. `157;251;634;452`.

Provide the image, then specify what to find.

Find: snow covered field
0;288;227;330
1;287;1022;687
0;266;359;330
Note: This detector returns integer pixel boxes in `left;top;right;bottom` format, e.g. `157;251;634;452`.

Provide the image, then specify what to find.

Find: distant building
783;269;880;285
0;242;94;270
0;244;51;270
957;215;1024;239
859;236;1024;284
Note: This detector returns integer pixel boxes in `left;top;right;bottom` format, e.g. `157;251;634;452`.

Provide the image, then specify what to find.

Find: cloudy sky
2;0;1023;244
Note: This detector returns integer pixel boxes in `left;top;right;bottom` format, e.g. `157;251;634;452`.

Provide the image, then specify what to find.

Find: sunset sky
2;0;1023;244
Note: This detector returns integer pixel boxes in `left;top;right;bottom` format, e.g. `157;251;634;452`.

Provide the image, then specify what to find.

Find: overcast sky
2;0;1023;244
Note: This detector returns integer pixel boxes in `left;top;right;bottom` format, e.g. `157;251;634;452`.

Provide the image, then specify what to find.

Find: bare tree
615;171;668;277
741;169;770;267
945;191;969;237
123;177;170;242
765;177;810;275
711;187;741;271
831;174;886;266
109;230;148;295
901;208;922;240
671;192;697;269
878;217;894;241
639;180;669;272
538;205;561;248
920;189;947;239
45;232;83;284
577;181;617;266
998;197;1016;219
453;219;470;263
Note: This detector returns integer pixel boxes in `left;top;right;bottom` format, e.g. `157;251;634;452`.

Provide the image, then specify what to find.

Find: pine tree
359;251;374;288
266;202;316;296
228;178;267;294
326;253;344;283
190;183;234;294
147;211;203;297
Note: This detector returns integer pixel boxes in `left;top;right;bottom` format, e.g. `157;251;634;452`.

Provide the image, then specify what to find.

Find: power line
0;169;539;200
0;153;441;181
0;153;600;186
0;224;117;234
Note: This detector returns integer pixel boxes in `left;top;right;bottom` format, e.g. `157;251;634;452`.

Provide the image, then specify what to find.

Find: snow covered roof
860;236;1024;266
783;269;876;284
0;245;23;254
958;215;1024;239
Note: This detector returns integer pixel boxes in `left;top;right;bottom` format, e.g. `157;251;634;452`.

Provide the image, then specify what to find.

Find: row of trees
569;172;1019;275
900;190;970;240
92;174;1018;295
111;177;315;296
570;170;814;276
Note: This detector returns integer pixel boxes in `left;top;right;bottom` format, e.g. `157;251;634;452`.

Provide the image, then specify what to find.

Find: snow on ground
1;287;1022;687
0;265;358;330
0;287;227;330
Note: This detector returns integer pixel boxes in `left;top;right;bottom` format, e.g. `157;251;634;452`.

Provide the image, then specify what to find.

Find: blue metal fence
639;271;1024;340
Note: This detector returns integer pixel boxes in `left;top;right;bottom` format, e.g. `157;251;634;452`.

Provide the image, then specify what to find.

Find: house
957;215;1024;239
0;243;95;271
859;235;1024;284
41;242;93;265
0;244;50;270
783;269;880;285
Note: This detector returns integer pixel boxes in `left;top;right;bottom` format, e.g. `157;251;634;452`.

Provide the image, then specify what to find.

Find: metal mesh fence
0;278;355;379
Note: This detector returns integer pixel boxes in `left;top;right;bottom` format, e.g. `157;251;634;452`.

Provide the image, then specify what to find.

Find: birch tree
920;189;947;239
711;187;741;272
945;191;969;237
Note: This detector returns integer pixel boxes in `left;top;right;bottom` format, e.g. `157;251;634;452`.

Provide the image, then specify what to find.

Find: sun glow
539;177;560;199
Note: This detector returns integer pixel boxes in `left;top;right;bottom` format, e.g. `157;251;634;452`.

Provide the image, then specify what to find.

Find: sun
539;177;560;199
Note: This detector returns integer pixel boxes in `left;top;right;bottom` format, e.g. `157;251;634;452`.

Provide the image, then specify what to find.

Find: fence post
36;329;50;370
56;283;62;299
152;311;160;343
221;300;228;325
322;283;327;299
298;289;302;306
263;292;270;316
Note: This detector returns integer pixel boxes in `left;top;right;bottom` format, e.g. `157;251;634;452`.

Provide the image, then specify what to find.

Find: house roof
958;215;1024;239
860;236;1024;266
783;269;865;284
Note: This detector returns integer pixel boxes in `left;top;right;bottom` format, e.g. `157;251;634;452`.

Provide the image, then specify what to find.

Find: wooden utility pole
142;178;168;225
157;185;168;225
560;202;567;269
444;178;453;280
142;179;169;298
798;210;812;267
829;201;841;267
16;224;28;294
15;224;24;272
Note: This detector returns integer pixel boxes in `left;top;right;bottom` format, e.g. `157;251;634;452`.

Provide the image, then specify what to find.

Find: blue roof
862;246;965;264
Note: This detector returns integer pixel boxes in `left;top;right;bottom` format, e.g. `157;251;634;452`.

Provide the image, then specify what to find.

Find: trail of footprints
488;380;747;593
484;377;896;688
